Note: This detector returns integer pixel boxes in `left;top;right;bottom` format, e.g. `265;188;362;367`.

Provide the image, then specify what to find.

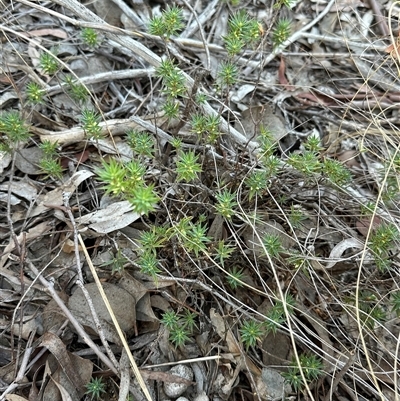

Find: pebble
164;364;194;398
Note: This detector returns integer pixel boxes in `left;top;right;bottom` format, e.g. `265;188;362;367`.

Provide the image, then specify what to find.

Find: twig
367;0;389;37
77;233;154;401
0;332;35;401
108;0;147;30
181;0;219;39
46;68;156;96
300;33;387;51
24;259;118;375
62;195;120;370
180;0;211;71
323;352;356;401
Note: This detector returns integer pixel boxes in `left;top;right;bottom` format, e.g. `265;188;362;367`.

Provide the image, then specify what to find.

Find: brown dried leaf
68;282;137;343
0;221;52;269
40;332;91;396
356;216;382;237
4;395;29;401
28;29;68;39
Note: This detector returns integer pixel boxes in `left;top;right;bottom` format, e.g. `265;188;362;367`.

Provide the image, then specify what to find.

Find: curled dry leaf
40;332;92;401
25;170;94;220
4;396;29;401
325;237;364;269
0;221;52;269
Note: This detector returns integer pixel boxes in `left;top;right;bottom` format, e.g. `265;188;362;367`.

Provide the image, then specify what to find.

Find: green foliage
96;158;127;196
191;114;221;143
223;11;260;56
39;140;58;156
226;266;244;289
81;109;102;139
191;113;208;136
96;158;158;214
272;18;292;48
156;58;176;79
263;294;296;334
245;170;268;199
163;99;181;119
170;137;183;150
85;377;106;400
224;36;246;57
38;157;63;179
390;291;400;316
264;308;285;335
282;354;324;391
275;293;296;315
26;82;44;104
239;319;264;349
181;310;198;332
287;151;321;175
360;201;376;216
126;130;154;157
195;92;207;104
352;291;387;329
369;222;399;271
148;6;184;38
101;248;127;274
323;158;351;186
287;252;309;271
304;135;323;152
215;190;237;219
171;218;211;256
263;155;281;177
65;76;89;103
126;160;146;184
183;221;211;257
214;240;235;266
81;27;100;47
259;127;278;158
175;150;202;182
227;11;260;43
262;233;283;257
382;175;400;202
161;310;180;329
283;367;304;392
0;111;31;149
161;309;196;347
169;324;190;347
137;252;161;280
156;59;186;100
369;223;399;255
205;115;221;142
274;0;297;8
128;184;159;215
39;51;59;75
288;205;306;228
163;70;186;98
139;227;167;254
39;140;62;180
217;61;238;87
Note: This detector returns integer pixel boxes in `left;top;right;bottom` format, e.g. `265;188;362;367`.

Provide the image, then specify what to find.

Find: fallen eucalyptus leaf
77;200;141;234
325;237;364;269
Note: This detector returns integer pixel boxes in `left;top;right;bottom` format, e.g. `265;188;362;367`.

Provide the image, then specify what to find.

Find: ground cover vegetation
1;0;400;400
